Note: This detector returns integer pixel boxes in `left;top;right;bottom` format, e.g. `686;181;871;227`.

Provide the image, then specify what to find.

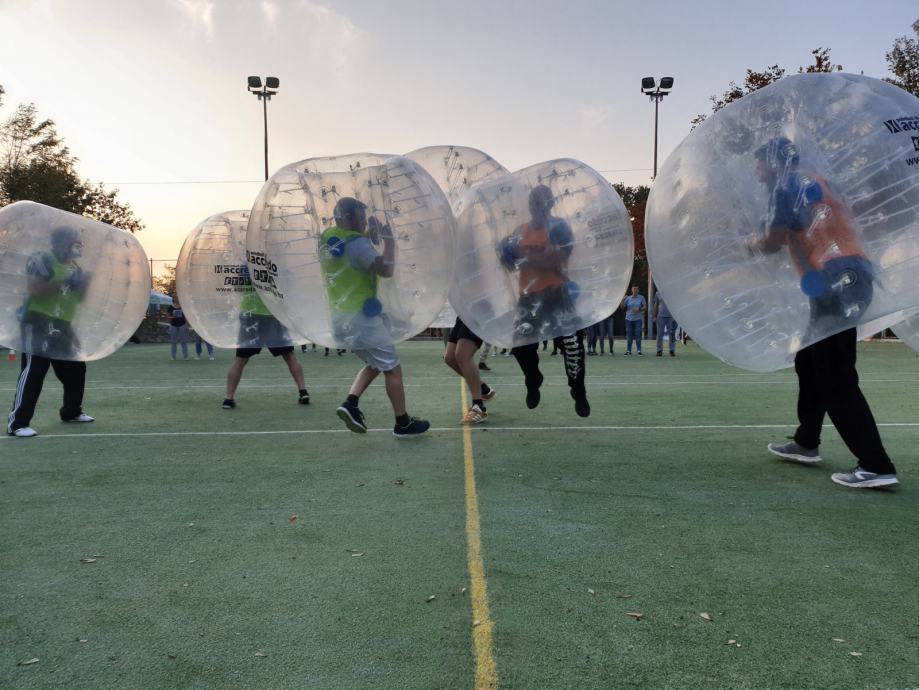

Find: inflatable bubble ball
451;159;634;349
0;201;150;361
892;313;919;353
246;153;456;349
406;145;509;332
405;145;509;215
646;73;919;372
175;210;295;349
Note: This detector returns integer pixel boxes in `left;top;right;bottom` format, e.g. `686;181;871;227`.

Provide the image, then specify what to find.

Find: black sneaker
525;372;544;409
767;440;821;465
337;402;367;434
478;361;491;371
830;466;899;489
393;417;430;438
222;399;236;409
572;389;591;418
298;389;311;405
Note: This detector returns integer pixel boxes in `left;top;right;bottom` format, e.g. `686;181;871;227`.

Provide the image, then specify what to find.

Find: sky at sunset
1;0;916;270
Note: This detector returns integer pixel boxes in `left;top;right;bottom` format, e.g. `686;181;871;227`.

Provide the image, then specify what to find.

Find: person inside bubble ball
320;196;430;437
7;226;94;437
499;184;589;417
747;136;897;489
221;270;310;409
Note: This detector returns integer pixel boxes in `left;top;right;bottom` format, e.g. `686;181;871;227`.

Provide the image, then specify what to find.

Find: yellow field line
460;382;498;690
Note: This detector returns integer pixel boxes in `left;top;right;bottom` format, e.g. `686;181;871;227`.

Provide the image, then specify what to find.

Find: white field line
3;377;918;392
3;422;919;441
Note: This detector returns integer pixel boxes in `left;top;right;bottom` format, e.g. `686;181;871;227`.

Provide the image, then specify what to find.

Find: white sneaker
9;426;38;437
208;355;215;361
63;413;95;423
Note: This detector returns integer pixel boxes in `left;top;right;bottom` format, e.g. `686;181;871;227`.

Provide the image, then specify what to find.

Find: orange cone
7;350;16;362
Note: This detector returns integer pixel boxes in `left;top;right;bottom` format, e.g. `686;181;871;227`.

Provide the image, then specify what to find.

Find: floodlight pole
247;77;280;181
642;78;673;341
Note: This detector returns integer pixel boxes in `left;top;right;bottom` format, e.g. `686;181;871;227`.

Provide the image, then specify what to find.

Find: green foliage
152;264;177;297
0;87;144;233
692;48;842;127
886;19;919;96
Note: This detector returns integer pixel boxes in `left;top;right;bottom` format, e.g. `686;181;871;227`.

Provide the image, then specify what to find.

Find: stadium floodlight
246;76;281;180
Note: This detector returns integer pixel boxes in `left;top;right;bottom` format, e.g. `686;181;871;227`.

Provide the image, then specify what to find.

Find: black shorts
447;317;483;348
235;346;294;359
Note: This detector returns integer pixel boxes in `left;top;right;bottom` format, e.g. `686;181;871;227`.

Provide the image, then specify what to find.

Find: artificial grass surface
1;341;917;688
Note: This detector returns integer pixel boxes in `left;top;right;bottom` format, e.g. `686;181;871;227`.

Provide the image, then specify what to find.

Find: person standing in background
623;285;646;355
167;296;189;360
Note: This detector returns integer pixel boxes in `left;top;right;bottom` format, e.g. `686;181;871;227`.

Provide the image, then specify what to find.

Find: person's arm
345;233;392;278
25;254;59;297
368;218;395;278
653;298;659;319
748;181;806;255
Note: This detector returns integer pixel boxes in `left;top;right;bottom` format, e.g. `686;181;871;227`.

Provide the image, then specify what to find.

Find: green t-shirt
27;252;85;323
318;227;378;314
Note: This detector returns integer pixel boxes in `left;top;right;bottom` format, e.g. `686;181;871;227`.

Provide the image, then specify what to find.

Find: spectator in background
167;295;189;360
623;285;646;355
194;333;215;360
653;291;678;357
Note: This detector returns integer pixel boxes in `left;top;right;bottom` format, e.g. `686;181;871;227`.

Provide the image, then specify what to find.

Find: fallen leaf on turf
255;651;267;657
393;479;406;486
186;523;194;528
188;560;197;564
832;638;845;642
726;639;737;646
626;612;644;621
17;658;39;666
356;483;365;487
588;589;596;597
850;651;862;657
78;639;87;643
426;595;436;603
79;558;97;564
700;613;713;622
472;619;481;627
288;515;298;525
460;587;467;596
350;552;364;558
616;593;633;599
167;655;177;660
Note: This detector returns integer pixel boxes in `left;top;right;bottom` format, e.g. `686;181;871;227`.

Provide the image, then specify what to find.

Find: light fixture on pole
640;76;674;339
247;76;280;181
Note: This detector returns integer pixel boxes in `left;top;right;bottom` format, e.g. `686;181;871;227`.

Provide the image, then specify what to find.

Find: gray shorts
332;312;400;372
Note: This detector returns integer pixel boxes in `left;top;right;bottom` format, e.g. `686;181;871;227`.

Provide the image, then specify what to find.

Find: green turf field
2;340;918;689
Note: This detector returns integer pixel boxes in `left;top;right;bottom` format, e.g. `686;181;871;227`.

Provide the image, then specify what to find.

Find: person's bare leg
349;365;380;398
443;342;462;376
382;365;406;417
225;357;248;399
281;351;306;390
455;339;483;401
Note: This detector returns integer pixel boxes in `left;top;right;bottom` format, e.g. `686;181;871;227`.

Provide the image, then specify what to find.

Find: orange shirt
516;221;568;294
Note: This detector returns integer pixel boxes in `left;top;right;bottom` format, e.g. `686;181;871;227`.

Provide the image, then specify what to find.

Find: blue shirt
624;295;646;321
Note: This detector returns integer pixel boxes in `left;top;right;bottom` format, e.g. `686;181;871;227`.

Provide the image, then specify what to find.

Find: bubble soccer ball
892;313;919;353
406;145;510;332
451;159;634;349
246;153;456;349
175;210;295;349
646;73;919;372
0;201;150;361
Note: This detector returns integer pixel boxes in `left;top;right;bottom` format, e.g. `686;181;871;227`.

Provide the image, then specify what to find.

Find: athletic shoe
478;361;491;371
830;466;899;489
670;351;676;357
624;351;631;356
337;402;367;434
209;355;215;361
587;350;596;356
63;413;94;423
393;417;430;437
656;351;663;357
525;372;544;409
8;426;37;437
462;405;487;424
637;351;643;356
572;390;591;418
767;440;821;465
222;399;236;409
195;355;201;360
298;389;311;405
482;386;497;402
